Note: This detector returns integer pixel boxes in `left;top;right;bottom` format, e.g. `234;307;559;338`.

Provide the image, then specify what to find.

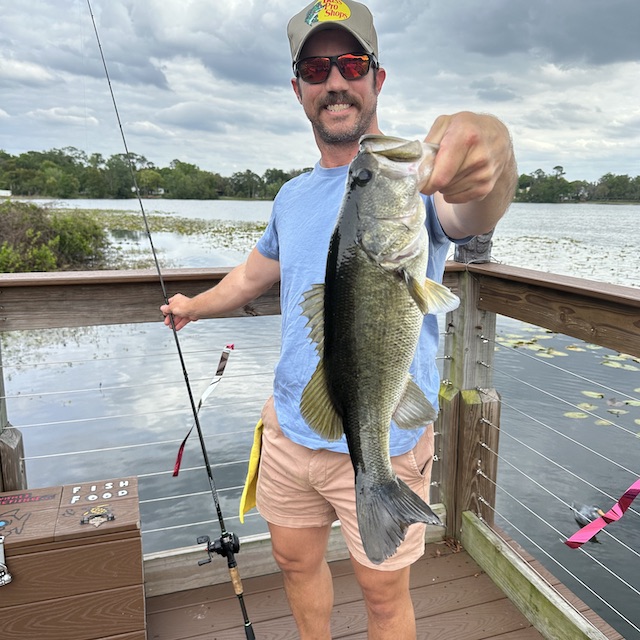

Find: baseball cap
287;1;379;64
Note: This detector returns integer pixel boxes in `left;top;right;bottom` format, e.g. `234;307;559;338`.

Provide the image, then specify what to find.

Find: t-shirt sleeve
256;205;280;261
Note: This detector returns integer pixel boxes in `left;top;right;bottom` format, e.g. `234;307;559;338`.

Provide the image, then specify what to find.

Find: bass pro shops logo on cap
288;0;378;63
305;1;351;25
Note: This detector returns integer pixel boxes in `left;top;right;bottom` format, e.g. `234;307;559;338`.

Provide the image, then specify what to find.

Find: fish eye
353;168;373;187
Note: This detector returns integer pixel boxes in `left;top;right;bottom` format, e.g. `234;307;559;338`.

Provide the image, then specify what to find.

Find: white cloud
0;57;55;85
27;107;99;127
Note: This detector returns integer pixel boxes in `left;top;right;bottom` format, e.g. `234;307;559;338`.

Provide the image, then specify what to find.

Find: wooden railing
1;263;639;536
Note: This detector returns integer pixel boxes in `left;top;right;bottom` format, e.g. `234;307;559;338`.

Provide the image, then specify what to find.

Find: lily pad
564;412;589;419
582;391;605;399
577;403;598;411
602;361;640;371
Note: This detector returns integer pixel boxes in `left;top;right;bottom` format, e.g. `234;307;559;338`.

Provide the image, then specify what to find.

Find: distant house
0;189;11;197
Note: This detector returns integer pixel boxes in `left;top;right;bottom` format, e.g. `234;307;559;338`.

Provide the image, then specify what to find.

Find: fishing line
85;3;255;637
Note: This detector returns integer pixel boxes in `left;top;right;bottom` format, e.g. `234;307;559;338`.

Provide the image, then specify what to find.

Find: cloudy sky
1;0;639;182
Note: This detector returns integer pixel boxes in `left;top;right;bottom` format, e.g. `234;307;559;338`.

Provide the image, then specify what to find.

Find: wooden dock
146;533;622;640
146;542;544;640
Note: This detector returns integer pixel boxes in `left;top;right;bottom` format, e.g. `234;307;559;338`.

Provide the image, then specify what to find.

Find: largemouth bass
300;134;460;564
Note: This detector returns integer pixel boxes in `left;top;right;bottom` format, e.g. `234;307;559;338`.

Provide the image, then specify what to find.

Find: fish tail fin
355;472;443;564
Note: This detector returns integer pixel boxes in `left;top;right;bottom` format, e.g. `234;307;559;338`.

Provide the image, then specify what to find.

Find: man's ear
291;77;303;104
375;66;386;95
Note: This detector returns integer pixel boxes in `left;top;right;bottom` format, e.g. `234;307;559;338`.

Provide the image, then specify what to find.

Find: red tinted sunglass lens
299;58;330;83
296;54;373;84
337;55;370;79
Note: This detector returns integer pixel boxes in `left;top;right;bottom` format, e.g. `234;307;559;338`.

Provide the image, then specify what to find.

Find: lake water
4;198;640;638
32;198;639;286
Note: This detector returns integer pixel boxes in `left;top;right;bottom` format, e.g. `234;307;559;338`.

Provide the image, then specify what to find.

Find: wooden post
0;339;27;492
436;232;501;538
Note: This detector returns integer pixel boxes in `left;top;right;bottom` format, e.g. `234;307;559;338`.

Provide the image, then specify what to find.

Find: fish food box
0;477;145;640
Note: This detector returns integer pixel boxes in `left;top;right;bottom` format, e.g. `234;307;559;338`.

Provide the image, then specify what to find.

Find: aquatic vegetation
55;207;266;269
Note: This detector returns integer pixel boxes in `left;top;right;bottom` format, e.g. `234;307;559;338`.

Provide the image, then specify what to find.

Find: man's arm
421;112;518;239
160;247;281;330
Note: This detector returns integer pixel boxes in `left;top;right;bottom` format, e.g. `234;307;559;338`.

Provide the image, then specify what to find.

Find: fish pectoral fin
300;283;326;356
300;360;344;441
393;378;438;429
401;270;460;315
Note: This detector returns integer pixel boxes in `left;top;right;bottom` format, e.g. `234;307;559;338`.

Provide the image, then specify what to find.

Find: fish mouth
359;134;439;186
360;134;439;161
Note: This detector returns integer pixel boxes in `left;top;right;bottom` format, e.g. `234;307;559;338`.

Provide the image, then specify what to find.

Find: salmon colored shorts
256;398;435;571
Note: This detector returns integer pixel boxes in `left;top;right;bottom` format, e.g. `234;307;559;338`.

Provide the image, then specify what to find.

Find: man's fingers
424;114;452;146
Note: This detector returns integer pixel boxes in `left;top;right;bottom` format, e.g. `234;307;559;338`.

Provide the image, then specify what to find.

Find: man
161;2;517;638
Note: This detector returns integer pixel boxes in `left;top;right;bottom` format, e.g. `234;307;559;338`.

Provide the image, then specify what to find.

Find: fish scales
301;134;460;564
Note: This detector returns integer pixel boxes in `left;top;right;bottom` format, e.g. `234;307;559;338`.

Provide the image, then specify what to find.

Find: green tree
597;173;633;200
106;154;135;198
263;168;290;199
229;170;263;199
137;169;164;196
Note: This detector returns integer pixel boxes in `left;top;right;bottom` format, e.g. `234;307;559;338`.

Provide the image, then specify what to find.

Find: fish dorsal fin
300;360;344;441
400;270;461;316
300;283;325;356
393;377;438;429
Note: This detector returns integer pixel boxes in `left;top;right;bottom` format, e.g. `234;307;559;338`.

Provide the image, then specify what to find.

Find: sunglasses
294;52;377;84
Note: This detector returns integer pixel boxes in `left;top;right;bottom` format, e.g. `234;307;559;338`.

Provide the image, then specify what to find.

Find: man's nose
323;62;350;91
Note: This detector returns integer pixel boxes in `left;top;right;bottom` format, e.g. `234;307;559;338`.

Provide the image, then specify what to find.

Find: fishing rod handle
229;566;244;596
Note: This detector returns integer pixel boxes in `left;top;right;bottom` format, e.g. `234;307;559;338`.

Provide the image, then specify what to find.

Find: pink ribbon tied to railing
565;478;640;549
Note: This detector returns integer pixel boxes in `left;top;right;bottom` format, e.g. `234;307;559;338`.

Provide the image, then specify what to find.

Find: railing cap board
467;263;640;308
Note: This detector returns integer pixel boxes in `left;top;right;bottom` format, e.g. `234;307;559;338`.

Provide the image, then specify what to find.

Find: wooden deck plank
146;544;543;640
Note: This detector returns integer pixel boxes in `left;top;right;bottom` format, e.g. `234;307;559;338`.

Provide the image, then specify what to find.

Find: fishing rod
86;3;255;638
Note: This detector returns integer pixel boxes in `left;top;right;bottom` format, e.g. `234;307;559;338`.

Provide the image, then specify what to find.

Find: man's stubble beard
307;89;379;146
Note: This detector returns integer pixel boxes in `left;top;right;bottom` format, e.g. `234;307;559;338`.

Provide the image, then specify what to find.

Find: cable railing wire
479;438;640;560
144;509;263;536
21;428;255;460
478;410;640;521
489;362;639;439
8;396;266;431
485;332;640;403
140;483;245;506
0;343;281;370
479;384;640;479
0;369;275;402
479;493;640;636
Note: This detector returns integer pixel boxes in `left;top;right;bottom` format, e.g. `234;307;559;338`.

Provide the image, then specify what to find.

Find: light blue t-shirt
257;161;461;456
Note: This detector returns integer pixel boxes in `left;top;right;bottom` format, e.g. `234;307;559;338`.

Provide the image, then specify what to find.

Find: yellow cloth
239;419;263;523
